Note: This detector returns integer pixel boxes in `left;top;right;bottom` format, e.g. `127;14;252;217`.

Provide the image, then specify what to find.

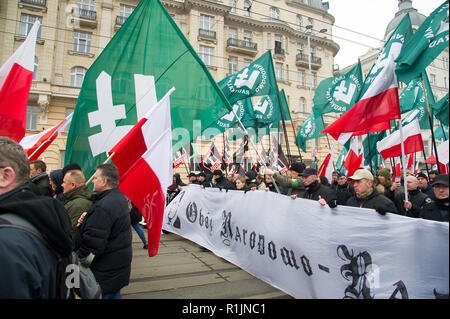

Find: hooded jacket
0;184;73;298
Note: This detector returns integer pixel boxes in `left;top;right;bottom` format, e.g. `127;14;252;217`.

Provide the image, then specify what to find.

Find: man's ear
0;167;17;190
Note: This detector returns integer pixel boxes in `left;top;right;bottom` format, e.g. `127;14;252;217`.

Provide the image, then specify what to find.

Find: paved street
122;229;293;299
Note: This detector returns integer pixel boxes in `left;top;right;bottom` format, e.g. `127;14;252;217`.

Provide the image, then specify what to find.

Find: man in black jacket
0;137;73;298
420;174;449;222
394;175;433;218
335;173;355;206
76;164;132;299
300;168;338;208
212;169;235;190
346;169;398;215
416;172;437;201
29;159;53;197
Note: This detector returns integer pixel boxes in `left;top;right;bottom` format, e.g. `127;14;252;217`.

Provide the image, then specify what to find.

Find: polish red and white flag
344;137;363;179
0;20;40;142
376;119;424;160
110;88;174;257
20;113;73;160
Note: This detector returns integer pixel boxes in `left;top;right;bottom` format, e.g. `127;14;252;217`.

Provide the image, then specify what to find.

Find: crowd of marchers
0;135;448;300
168;162;449;223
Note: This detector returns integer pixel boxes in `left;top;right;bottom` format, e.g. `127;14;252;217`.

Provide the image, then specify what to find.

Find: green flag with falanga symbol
65;0;232;180
295;113;325;153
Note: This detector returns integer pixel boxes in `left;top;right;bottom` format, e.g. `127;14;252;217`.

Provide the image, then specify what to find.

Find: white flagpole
398;119;409;208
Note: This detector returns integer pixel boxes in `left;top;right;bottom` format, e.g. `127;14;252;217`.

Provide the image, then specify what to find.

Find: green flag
362;130;387;168
218;51;278;104
430;93;449;126
399;73;435;114
396;1;449;83
313;61;363;115
435;124;449;141
65;0;231;179
205;99;253;136
295;113;325;152
279;89;292;121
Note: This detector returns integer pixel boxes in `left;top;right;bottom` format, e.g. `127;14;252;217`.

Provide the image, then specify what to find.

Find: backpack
0;213;101;299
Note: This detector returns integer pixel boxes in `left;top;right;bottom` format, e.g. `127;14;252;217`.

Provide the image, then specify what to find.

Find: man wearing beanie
416;172;436;201
265;161;306;197
378;168;399;202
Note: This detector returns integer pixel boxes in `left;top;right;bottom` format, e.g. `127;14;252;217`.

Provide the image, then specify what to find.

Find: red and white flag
20;113;73;160
110;88;174;257
344;137;363;179
0;21;40;142
322;16;412;140
376;119;424;160
318;140;337;183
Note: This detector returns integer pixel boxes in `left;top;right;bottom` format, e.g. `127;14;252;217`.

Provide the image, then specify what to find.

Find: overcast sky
328;0;445;68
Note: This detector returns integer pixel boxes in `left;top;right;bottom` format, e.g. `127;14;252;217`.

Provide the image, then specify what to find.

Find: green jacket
63;185;93;241
273;173;306;197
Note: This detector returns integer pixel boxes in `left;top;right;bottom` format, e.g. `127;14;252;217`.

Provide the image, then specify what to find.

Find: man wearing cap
300;168;338;208
331;171;339;191
212;170;235;190
394;175;433;218
420;174;449;222
187;173;199;185
265;161;306;197
197;172;212;188
335;173;355;206
346;169;398;215
416;172;436;202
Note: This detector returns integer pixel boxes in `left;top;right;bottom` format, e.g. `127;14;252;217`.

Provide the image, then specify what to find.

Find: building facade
0;0;340;173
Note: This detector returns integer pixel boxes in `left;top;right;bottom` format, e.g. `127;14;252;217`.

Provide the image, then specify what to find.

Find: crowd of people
0;135;448;299
168;163;449;222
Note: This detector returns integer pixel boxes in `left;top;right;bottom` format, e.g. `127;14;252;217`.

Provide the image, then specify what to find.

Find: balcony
71;7;97;29
18;0;47;13
295;53;322;70
198;29;217;43
114;15;128;30
226;38;258;56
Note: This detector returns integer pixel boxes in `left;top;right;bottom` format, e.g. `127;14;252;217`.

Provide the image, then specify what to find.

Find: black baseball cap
213;169;223;177
431;174;449;187
300;168;318;177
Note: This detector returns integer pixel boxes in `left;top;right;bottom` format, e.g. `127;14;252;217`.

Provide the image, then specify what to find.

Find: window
26;106;39;130
244;59;252;67
274;35;283;54
266;33;271;50
73;31;92;53
275;63;283;80
33;56;38;81
298;70;305;86
296;15;302;31
307;17;314;28
70;66;86;87
119;4;134;18
200;14;214;32
443;57;449;70
60;151;66;168
228;27;237;40
20;14;42;38
229;0;236;13
77;0;94;11
444;77;448;89
243;31;252;46
429;73;436;85
297;44;303;55
199;46;214;66
244;1;251;17
312;72;317;87
269;7;279;20
298;97;306;113
228;56;237;74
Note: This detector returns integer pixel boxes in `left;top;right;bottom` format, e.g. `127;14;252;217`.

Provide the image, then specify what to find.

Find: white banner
163;186;449;299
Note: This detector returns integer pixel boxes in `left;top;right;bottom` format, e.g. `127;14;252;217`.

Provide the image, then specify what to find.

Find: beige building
0;0;342;174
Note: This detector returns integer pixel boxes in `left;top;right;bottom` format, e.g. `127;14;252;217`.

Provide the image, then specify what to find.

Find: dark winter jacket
30;172;53;197
303;181;338;208
49;169;64;202
419;184;437;202
0;184;72;298
213;176;236;190
346;187;398;215
394;189;433;218
63;185;93;242
76;188;132;294
420;198;449;222
336;182;356;206
130;203;143;225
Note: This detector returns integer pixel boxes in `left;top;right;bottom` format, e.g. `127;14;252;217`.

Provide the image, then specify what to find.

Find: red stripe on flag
379;134;424;159
0;63;33;142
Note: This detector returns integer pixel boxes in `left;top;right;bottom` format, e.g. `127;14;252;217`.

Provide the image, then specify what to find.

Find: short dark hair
96;164;120;188
0;137;30;186
30;159;46;172
62;162;82;177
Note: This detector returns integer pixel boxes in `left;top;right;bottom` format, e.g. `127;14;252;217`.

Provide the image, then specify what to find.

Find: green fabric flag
399;73;435;114
362;130;387;168
205;99;253;136
430;93;449;126
396;1;449;83
65;0;231;179
218;51;278;105
295;113;325;152
313;61;363;115
434;124;449;141
279;89;292;121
